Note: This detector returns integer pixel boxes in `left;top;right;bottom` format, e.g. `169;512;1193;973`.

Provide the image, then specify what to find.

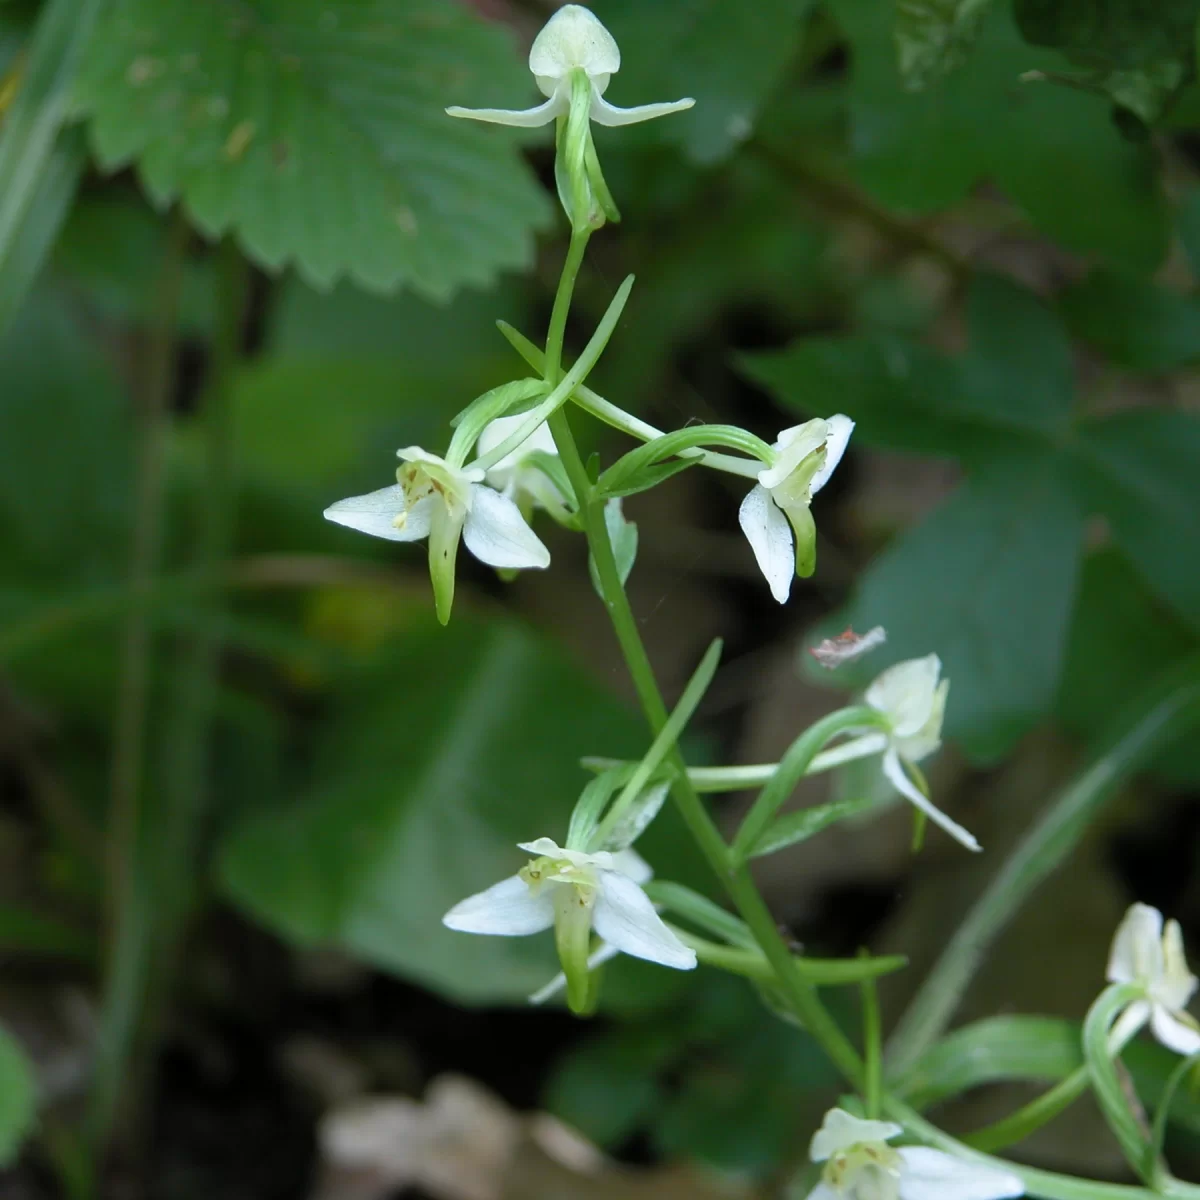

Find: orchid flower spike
475;414;566;517
806;1108;1023;1200
1107;902;1200;1055
739;415;853;603
443;837;695;1012
324;445;549;625
445;5;694;129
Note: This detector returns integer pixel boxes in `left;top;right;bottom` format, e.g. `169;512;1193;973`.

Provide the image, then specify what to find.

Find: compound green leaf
1060;269;1200;371
1071;411;1200;631
742;274;1074;465
1015;0;1200;123
830;0;1169;268
73;0;551;299
0;1026;35;1166
830;451;1085;760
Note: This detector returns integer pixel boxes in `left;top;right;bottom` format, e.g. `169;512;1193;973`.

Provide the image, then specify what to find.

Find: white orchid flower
324;445;549;624
475;414;565;515
1106;902;1200;1055
807;1108;1023;1200
443;837;695;1010
816;654;975;852
739;415;853;604
445;5;694;129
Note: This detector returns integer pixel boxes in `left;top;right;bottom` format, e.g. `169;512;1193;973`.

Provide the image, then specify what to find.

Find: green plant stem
962;1066;1090;1152
89;214;189;1166
887;654;1200;1077
539;226;1200;1200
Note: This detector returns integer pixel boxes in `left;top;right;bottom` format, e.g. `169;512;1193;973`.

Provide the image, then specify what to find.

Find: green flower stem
887;653;1200;1077
497;319;764;480
88;211;189;1166
590;637;722;850
730;706;888;863
581;735;889;791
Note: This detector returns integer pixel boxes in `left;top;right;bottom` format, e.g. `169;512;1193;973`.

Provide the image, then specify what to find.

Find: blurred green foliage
0;0;1198;1193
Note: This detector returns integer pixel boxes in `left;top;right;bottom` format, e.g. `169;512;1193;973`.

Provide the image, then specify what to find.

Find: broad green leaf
892;1015;1081;1108
1178;186;1200;278
1015;0;1199;123
1071;411;1200;630
1057;550;1200;764
1060;269;1200;371
0;903;95;961
217;616;709;1005
73;0;551;299
894;0;996;90
895;1013;1200;1136
0;1026;36;1166
595;0;812;163
830;0;1169;268
830;451;1085;760
741;274;1074;466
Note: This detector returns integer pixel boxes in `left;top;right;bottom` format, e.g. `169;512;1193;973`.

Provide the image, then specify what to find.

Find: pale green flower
446;5;694;128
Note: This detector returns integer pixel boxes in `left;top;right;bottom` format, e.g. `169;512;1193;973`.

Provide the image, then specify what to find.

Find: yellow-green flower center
822;1141;902;1200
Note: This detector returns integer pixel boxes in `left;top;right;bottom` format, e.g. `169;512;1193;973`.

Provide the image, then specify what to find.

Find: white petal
739;484;794;604
529;941;621;1005
803;1186;841;1200
445;93;566;127
517;836;567;858
1109;1000;1153;1053
883;750;980;852
463;485;550;570
477;414;559;488
529;7;620;83
865;655;942;738
809;414;854;496
590;89;695;126
324;486;434;542
592;871;696;969
897;1148;1024;1200
810;1109;902;1162
611;848;653;884
1107;903;1164;986
601;785;669;854
1159;918;1199;1009
759;419;828;490
1151;1005;1200;1056
442;874;555;936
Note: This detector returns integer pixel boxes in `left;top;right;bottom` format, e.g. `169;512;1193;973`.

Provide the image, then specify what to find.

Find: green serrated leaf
750;796;880;858
0;1025;36;1166
73;0;551;299
894;0;996;90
